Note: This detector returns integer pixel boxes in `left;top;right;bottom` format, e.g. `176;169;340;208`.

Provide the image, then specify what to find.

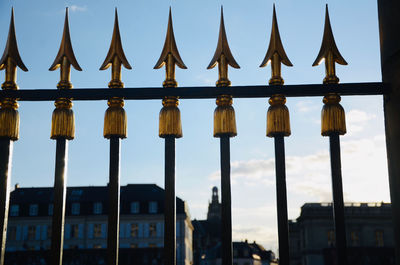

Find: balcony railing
0;1;399;265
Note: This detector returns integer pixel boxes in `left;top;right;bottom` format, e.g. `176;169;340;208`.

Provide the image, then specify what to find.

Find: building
289;202;395;265
192;187;275;265
6;184;194;265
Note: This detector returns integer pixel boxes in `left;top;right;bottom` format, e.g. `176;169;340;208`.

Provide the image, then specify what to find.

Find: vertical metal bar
329;133;347;265
0;139;12;265
51;138;68;265
377;1;400;264
107;136;121;265
164;136;176;265
220;136;232;265
274;135;290;265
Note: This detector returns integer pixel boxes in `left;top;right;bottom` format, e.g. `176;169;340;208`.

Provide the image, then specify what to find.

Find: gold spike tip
312;5;347;84
154;8;187;88
207;7;240;87
260;5;292;85
49;8;82;89
0;8;28;91
100;9;132;88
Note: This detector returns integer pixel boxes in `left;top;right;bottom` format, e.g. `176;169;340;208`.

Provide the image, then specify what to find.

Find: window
71;203;80;215
28;226;36;240
71;189;83;196
375;230;384;247
149;223;157;237
351;231;359;246
93;224;102;238
148;243;157;248
130;243;138;248
93;202;102;214
327;230;335;246
10;205;19;217
70;224;79;238
130;223;138;237
7;226;16;241
93;244;102;249
130;202;140;213
29;204;38;216
48;204;53;216
148;201;157;213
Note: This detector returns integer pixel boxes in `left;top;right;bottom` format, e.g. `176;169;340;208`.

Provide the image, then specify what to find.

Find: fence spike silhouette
313;5;348;265
101;8;130;139
261;5;291;265
48;7;80;265
0;8;27;265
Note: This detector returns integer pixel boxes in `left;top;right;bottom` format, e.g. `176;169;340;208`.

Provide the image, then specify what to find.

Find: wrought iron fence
0;2;398;265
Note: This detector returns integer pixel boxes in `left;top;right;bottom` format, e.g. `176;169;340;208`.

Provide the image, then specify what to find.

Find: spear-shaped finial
49;7;82;89
101;8;130;139
100;8;132;89
0;8;27;141
261;5;292;137
314;5;347;136
154;7;187;88
0;8;28;91
312;5;347;84
50;7;80;140
207;6;240;87
260;4;292;86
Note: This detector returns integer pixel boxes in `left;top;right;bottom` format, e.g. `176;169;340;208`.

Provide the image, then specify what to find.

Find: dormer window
29;204;38;216
10;205;19;217
71;203;80;215
130;202;140;214
93;202;102;214
149;201;157;214
48;204;54;216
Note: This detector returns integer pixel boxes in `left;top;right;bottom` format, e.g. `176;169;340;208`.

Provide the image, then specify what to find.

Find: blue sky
0;0;388;251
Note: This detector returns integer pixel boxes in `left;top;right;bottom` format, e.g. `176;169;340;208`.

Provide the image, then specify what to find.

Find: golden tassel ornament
214;95;237;137
104;97;127;139
51;98;75;140
312;5;348;136
159;96;182;138
0;99;19;140
267;95;290;137
321;93;346;136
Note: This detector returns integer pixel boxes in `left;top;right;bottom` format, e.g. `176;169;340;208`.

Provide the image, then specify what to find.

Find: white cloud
345;109;376;136
206;134;390;252
69;5;87;12
296;100;319;113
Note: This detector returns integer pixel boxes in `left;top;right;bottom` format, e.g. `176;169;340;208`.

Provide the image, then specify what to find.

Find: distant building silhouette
289;202;395;265
6;184;193;265
192;187;275;265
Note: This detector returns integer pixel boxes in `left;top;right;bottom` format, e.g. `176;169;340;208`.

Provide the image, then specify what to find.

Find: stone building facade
6;184;193;265
289;202;394;265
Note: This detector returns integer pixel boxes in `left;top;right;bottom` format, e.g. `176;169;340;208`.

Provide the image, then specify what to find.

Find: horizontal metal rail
0;82;386;101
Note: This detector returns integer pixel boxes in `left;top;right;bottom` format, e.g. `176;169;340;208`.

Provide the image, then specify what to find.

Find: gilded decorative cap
49;8;82;71
100;8;132;71
0;8;28;72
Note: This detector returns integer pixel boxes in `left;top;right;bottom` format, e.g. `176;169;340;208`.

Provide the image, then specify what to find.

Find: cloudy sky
0;0;388;252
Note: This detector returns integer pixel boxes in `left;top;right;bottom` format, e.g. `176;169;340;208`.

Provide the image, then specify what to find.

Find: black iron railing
1;1;400;265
